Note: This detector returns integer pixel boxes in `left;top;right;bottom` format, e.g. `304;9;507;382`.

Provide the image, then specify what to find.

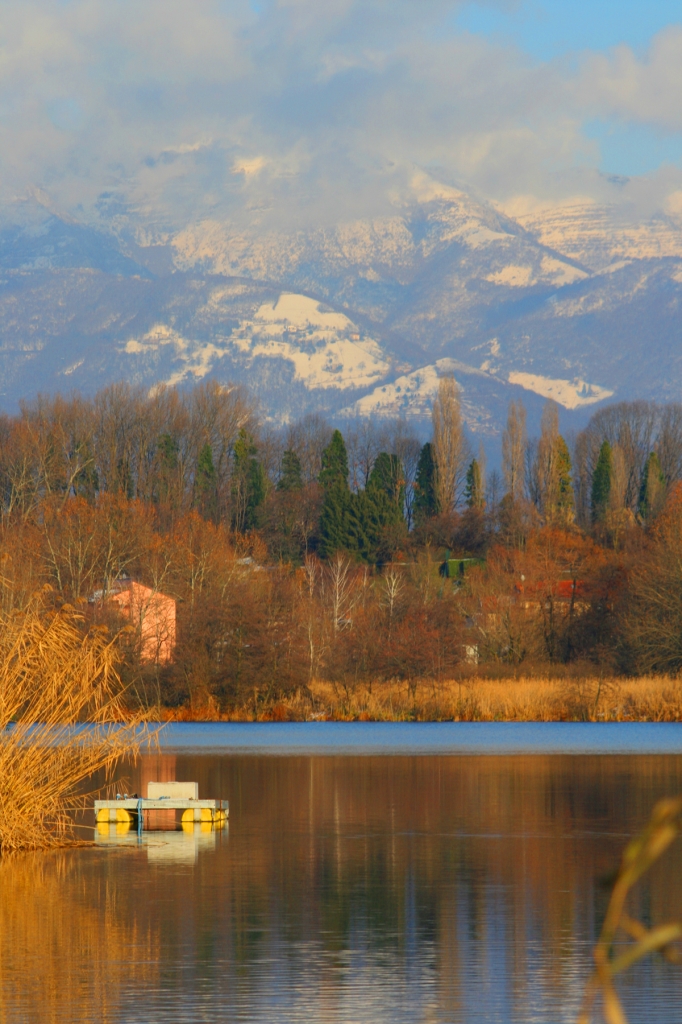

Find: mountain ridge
0;177;679;446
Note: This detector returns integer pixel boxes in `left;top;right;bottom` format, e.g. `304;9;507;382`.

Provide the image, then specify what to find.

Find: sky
1;0;681;233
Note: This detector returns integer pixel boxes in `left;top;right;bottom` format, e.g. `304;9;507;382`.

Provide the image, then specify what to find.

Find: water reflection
1;754;682;1023
94;820;227;862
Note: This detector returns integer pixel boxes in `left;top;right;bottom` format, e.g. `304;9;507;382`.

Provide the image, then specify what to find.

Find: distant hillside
0;176;680;442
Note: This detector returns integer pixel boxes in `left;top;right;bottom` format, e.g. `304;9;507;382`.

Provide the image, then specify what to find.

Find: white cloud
577;27;682;131
0;1;680;233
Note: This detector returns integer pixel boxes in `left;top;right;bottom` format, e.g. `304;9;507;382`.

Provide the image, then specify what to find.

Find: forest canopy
1;378;681;715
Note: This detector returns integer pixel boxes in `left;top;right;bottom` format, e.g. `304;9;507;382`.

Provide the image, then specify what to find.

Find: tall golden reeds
0;586;147;853
179;675;682;722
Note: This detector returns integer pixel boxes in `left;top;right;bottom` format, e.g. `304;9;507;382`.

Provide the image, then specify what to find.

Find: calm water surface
1;724;682;1023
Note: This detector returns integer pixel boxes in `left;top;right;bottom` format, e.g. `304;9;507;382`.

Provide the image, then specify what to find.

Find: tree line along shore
0;379;681;720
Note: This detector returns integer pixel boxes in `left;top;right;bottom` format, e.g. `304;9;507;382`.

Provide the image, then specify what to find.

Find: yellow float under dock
94;782;228;829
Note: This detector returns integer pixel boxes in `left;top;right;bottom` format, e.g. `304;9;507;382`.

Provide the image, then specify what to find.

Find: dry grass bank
164;674;682;723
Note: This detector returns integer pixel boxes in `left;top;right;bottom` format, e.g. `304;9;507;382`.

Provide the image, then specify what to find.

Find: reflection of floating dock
94;781;228;829
95;821;226;862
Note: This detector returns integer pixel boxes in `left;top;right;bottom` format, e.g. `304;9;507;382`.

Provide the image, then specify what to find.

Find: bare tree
577;401;659;511
380;566;405;639
502;400;527;503
432;375;470;514
285;414;332;485
326;554;358;633
571;429;593;526
344;417;382;491
380;418;422;527
657;404;682;485
534;400;564;521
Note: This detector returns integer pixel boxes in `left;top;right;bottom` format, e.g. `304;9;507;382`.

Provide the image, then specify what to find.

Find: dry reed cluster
170;674;682;722
0;588;146;853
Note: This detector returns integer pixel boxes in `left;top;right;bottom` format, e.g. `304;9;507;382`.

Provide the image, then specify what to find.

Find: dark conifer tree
318;481;352;558
156;432;179;506
232;430;266;531
318;429;352;557
591;440;613;523
195;442;218;519
277;449;303;492
359;453;407;561
413;442;437;524
319;429;349;490
465;459;484;509
368;452;405;511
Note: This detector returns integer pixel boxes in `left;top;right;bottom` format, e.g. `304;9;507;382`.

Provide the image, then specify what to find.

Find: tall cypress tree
414;442;437;525
318;430;352;558
465;459;484;509
591;440;613;523
638;451;666;520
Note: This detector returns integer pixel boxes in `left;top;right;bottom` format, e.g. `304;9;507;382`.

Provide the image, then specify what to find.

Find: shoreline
153;675;682;725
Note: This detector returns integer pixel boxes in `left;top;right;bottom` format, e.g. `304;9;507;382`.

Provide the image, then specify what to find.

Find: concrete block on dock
147;781;199;800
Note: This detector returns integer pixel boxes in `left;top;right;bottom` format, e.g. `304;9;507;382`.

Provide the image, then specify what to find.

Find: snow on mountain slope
124;292;390;392
513;201;682;272
476;259;682;404
507;372;613;408
169;175;586;330
338;357;500;431
0;175;680;439
340;359;466;419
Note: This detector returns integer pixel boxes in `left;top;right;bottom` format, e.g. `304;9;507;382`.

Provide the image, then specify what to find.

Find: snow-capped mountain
0;174;680;442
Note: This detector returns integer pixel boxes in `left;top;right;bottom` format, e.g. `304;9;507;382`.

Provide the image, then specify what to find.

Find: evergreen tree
368;452;405;509
362;453;407;561
277;449;303;491
319;430;349;490
555;436;574;522
413;442;437;525
195;442;218;519
156;432;179;506
318;431;352;557
158;432;179;472
232;429;266;531
591;440;613;523
638;451;666;520
318;480;353;558
465;459;484;509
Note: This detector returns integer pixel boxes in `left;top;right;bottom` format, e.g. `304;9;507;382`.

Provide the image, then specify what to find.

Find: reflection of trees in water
2;755;681;1021
0;851;159;1023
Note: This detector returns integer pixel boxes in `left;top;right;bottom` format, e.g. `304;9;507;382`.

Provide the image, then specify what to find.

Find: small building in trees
94;580;176;664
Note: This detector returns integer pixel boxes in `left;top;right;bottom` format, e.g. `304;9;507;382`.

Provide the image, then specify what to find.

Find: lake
2;724;682;1023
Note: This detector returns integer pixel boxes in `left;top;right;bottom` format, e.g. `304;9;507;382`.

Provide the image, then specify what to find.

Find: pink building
108;581;176;665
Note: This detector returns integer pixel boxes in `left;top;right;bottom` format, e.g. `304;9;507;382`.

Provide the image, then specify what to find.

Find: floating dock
94;781;228;830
